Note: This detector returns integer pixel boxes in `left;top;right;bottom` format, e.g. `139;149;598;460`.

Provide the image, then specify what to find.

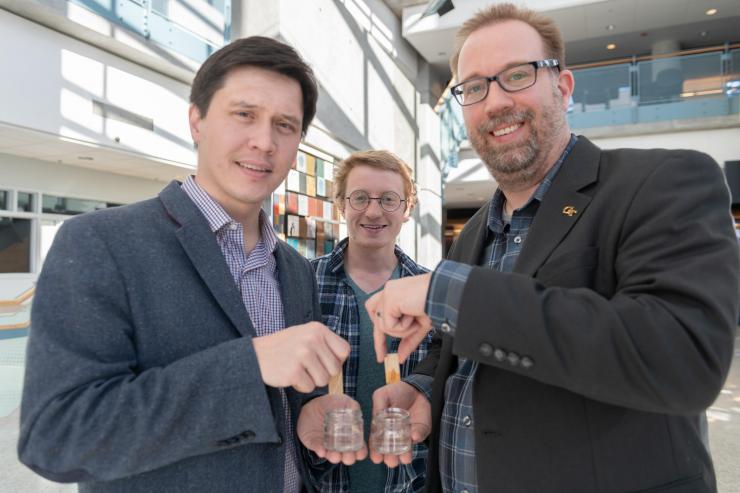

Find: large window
0;218;31;274
42;195;121;216
17;192;34;213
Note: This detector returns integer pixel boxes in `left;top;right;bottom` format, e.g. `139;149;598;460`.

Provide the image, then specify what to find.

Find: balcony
438;46;740;175
570;47;740;130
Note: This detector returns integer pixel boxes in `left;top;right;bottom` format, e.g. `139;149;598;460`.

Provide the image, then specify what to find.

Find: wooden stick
384;353;401;385
328;368;343;395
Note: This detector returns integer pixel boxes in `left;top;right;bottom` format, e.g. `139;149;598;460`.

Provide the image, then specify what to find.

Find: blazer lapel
159;182;256;338
514;137;601;276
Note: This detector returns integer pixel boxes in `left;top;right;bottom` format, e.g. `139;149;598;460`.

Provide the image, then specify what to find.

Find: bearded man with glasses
365;3;739;493
298;150;430;493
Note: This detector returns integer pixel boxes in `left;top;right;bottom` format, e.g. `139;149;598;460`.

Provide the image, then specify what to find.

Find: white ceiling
0;122;194;182
400;0;740;73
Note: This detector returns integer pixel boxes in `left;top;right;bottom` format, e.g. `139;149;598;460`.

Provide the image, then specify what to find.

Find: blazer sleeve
451;151;739;415
18;217;280;483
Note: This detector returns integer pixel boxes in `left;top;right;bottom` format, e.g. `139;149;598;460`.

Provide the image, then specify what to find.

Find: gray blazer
18;181;321;492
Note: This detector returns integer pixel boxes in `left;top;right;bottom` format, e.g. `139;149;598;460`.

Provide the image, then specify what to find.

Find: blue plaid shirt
182;176;301;493
423;135;577;493
308;237;431;493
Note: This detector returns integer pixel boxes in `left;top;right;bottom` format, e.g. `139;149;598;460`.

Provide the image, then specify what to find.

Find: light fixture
607;43;616;50
421;0;455;18
705;8;717;16
606;24;615;30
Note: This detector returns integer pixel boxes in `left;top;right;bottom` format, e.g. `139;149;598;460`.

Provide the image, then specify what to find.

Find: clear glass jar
323;408;364;452
369;407;412;455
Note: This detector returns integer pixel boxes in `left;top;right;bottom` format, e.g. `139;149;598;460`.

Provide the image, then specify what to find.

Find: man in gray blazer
18;36;350;492
366;3;739;493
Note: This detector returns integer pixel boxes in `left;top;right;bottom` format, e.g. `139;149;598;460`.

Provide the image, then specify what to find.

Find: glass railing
569;48;739;128
70;0;230;63
438;47;740;173
439;93;466;174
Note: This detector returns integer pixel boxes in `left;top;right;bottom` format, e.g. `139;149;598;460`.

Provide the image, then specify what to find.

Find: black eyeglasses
451;59;560;106
345;190;406;212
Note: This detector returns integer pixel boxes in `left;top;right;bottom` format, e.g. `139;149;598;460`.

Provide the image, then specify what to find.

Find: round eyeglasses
451;59;560;106
345;190;406;212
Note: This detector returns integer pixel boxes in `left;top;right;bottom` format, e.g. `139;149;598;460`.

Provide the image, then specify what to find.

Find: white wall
0;9;195;169
236;0;444;267
1;154;165;204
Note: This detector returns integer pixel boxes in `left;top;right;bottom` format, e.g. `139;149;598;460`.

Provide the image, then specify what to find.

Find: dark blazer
416;137;739;493
18;181;322;492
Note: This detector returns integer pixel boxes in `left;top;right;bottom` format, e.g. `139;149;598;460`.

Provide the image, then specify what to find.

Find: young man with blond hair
300;150;429;492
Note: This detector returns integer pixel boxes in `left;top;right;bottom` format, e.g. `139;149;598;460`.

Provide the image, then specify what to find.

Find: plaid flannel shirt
307;237;431;493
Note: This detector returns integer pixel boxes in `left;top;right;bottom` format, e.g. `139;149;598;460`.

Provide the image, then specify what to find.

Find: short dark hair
190;36;318;136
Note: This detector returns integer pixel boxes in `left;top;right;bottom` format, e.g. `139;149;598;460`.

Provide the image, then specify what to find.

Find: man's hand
366;273;433;363
369;382;431;468
253;322;350;393
297;394;368;465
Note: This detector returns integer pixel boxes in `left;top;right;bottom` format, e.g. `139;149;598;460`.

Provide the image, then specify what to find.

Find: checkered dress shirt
182;176;301;493
308;237;431;492
423;135;577;493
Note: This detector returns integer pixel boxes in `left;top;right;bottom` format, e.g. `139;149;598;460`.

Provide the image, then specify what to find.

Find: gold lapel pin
562;206;578;217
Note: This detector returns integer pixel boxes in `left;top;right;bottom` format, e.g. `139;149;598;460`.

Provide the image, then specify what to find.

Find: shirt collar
181;175;278;254
326;237;418;277
487;134;578;233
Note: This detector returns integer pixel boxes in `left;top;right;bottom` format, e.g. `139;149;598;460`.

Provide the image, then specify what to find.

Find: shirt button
493;348;506;362
462;415;472;427
507;352;520;366
440;322;451;334
229;223;238;231
513;235;522;244
479;342;494;357
521;356;535;369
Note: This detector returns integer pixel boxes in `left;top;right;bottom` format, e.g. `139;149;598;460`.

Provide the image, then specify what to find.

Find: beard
469;90;566;191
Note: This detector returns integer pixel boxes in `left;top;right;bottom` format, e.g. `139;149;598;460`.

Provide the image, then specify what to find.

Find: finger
397;326;432;363
292;369;317;394
314;337;344;379
302;351;331;388
355;444;368;462
381;297;404;334
383;454;400;468
369;449;383;464
411;422;431;443
340;452;356;466
400;314;414;330
398;450;413;465
373;319;388;364
308;441;327;458
365;293;380;324
371;386;392;414
325;450;343;464
324;330;351;362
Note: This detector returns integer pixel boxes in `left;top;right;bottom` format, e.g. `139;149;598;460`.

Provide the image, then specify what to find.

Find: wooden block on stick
328;368;343;395
384;353;401;385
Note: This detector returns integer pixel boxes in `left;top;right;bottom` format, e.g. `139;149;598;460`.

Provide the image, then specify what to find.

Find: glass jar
324;408;363;452
369;407;412;455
